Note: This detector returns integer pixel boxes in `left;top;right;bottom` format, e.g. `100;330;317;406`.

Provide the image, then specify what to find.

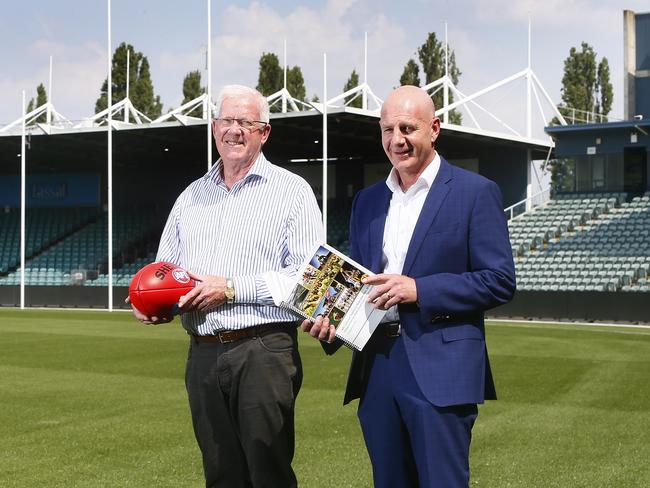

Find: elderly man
303;85;515;487
131;85;322;488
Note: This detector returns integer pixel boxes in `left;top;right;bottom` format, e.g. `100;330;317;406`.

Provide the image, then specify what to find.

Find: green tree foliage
182;70;205;117
26;83;48;122
549;158;576;194
399;59;421;87
557;42;613;123
256;52;308;111
551;43;613;192
95;42;163;120
256;52;283;96
287;66;306;102
343;69;362;108
417;32;462;124
596;57;613;117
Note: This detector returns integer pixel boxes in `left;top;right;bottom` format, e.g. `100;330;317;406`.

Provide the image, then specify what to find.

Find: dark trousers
358;333;478;488
185;325;302;488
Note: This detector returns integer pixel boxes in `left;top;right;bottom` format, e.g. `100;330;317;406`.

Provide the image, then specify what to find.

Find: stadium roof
0;107;553;176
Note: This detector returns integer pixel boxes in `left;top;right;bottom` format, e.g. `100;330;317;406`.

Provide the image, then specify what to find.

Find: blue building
545;10;650;196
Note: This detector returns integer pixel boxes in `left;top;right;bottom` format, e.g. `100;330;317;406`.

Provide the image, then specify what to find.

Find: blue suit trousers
358;333;478;488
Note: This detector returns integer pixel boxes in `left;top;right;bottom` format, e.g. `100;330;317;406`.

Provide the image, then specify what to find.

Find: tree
399;59;421;87
26;83;48;122
343;69;361;108
549;158;575;194
256;52;309;111
596;57;613;118
182;70;205;117
557;42;613;123
95;42;163;120
417;32;462;124
287;66;306;102
343;69;362;108
551;43;613;192
256;52;283;97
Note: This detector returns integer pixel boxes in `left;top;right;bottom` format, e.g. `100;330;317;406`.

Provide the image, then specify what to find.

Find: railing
504;188;551;220
549;106;624;126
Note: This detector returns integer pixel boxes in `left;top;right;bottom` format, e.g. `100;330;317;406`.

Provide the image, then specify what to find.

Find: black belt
377;321;401;338
192;322;294;344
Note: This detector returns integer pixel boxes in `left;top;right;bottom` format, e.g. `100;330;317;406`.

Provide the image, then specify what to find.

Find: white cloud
0;40;105;124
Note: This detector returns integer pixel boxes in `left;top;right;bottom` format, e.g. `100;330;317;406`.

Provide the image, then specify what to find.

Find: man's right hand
300;315;336;343
125;296;173;325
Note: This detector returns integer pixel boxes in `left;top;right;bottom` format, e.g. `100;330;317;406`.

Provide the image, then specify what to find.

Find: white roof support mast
207;0;212;170
322;53;328;238
20;91;26;309
444;22;449;125
362;32;368;110
107;0;114;311
47;56;53;125
125;49;130;123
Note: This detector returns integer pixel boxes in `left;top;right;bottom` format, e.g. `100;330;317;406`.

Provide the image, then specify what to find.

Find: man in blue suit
302;85;516;487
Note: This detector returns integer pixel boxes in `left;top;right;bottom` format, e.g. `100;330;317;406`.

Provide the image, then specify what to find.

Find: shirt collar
385;152;441;195
205;152;271;186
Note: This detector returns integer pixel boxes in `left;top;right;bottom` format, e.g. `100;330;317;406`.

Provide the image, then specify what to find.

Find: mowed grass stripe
2;311;650;487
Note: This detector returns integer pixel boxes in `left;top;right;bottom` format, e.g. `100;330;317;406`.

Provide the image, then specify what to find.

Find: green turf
1;310;650;487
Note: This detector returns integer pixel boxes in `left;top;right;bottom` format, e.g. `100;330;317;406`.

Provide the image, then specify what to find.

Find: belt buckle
386;322;401;338
217;330;235;343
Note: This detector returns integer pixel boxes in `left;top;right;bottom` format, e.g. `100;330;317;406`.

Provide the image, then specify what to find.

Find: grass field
1;309;650;487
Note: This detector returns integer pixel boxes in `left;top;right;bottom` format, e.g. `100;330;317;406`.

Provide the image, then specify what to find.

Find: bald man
302;86;516;487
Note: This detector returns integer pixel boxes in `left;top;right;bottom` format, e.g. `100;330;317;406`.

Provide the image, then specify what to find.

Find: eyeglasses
214;117;268;132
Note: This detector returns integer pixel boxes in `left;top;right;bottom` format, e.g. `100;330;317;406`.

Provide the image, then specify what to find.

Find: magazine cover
282;244;386;350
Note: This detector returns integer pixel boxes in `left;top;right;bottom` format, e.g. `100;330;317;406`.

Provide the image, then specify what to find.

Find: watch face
225;280;235;301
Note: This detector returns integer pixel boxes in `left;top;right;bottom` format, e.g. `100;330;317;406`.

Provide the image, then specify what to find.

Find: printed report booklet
279;243;386;351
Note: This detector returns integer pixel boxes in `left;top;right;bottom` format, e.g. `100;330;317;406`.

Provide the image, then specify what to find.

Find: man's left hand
364;273;417;310
178;272;228;312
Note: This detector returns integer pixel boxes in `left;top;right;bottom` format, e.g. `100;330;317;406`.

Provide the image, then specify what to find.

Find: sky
1;0;648;140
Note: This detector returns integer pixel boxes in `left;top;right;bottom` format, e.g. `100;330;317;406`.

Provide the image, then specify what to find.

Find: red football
129;262;196;318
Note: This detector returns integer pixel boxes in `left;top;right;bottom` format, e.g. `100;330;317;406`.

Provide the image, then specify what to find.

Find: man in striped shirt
130;85;322;487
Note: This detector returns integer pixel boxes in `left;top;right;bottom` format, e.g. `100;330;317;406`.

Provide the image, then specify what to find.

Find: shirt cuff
232;276;257;303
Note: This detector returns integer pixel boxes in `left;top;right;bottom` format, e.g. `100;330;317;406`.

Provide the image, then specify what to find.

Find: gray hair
214;85;270;123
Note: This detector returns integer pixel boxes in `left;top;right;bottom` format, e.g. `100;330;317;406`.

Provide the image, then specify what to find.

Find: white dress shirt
156;152;323;335
381;153;441;322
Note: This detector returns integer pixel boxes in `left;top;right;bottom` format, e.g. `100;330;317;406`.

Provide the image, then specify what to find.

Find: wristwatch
225;278;235;304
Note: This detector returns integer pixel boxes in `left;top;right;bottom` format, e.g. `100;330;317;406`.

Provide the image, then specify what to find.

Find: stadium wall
0;286;130;309
489;290;650;323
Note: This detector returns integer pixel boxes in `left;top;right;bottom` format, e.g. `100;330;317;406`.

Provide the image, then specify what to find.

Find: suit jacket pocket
426;222;460;235
441;324;484;343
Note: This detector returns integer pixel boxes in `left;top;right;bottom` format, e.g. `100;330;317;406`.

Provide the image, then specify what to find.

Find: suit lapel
402;158;453;276
368;186;392;273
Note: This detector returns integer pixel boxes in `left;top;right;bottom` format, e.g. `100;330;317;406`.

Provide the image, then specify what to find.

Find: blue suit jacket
340;157;516;407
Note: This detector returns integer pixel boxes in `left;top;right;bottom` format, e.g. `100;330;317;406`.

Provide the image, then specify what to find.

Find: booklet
280;243;386;351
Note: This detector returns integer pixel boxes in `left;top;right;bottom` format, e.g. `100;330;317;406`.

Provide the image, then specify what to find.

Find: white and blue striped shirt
156;152;323;335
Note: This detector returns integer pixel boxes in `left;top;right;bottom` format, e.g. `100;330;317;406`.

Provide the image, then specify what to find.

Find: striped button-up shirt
156;152;323;335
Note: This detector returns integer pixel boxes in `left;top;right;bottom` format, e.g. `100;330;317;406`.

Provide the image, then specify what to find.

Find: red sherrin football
129;262;196;318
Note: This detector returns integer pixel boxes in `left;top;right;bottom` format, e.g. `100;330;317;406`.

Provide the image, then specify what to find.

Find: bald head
381;85;436;120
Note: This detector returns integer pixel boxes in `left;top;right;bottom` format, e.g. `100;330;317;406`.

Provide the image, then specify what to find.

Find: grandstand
0;207;163;288
511;192;650;293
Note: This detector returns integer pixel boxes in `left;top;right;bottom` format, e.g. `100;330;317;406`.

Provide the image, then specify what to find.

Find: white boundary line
0;306;132;313
488;318;650;330
1;308;648;329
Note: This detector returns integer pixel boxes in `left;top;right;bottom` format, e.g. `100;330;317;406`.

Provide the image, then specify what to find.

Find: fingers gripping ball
129;262;196;318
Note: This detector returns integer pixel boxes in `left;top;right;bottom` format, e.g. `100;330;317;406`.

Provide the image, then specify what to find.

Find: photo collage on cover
287;246;368;326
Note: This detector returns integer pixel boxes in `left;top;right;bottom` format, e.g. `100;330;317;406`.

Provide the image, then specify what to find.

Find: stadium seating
327;205;351;255
0;207;163;286
0;208;99;276
3;193;648;294
512;192;650;292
